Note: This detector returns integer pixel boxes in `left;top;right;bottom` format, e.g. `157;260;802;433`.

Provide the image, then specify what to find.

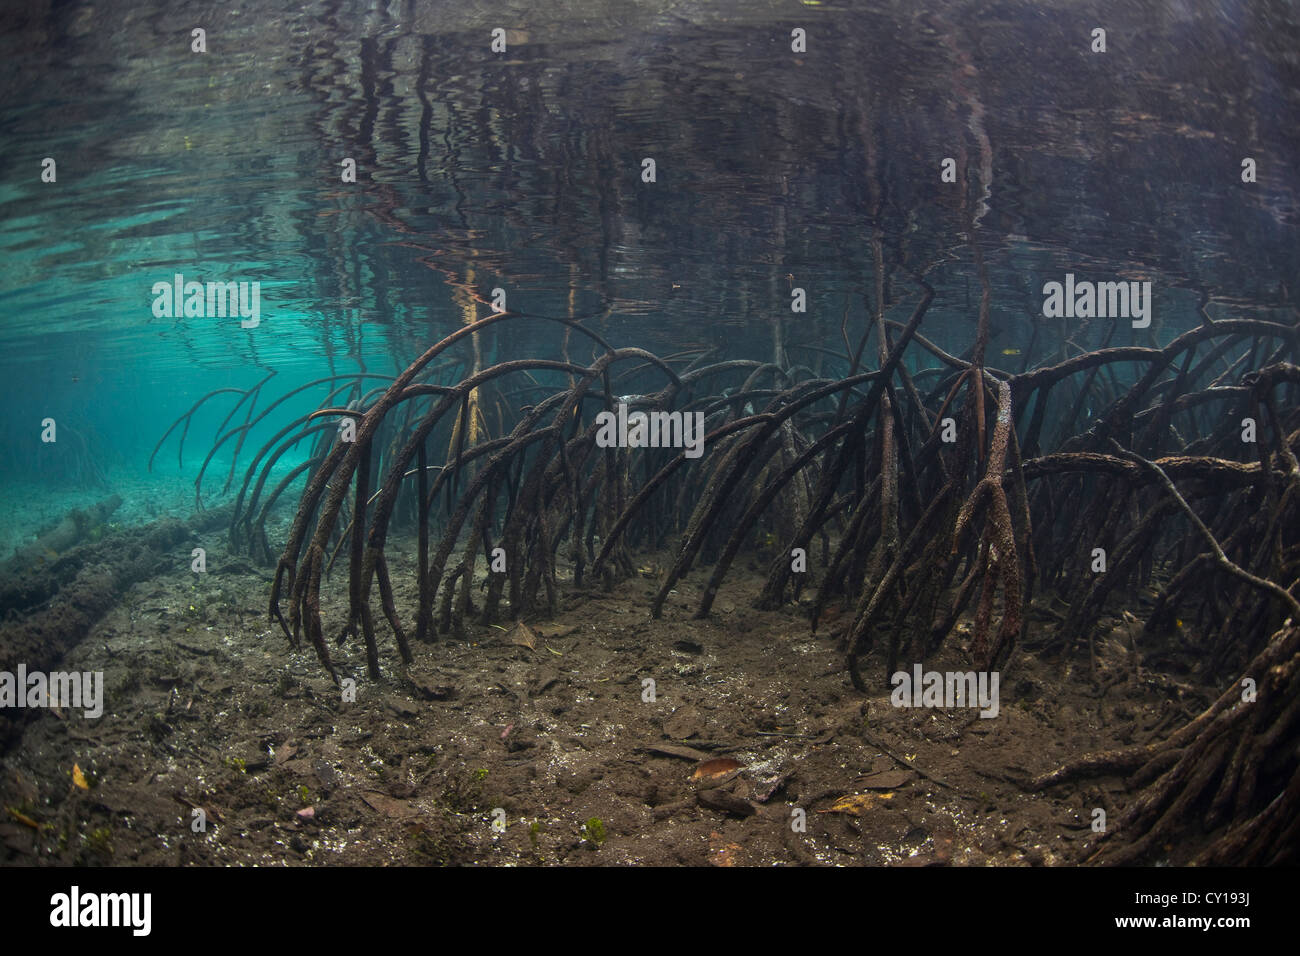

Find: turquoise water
1;0;1296;543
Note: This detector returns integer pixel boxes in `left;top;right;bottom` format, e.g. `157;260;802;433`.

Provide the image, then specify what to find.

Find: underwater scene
0;0;1297;876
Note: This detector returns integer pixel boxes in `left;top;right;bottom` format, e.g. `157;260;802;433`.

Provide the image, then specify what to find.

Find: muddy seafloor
0;526;1212;867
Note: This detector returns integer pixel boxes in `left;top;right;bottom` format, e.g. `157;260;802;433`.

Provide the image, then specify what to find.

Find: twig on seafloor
862;732;954;790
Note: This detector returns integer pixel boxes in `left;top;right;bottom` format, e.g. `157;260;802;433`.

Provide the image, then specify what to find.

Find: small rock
312;759;339;789
385;695;420;718
697;788;756;817
664;705;704;740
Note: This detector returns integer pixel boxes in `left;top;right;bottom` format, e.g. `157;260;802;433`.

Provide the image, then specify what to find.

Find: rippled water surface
0;0;1296;529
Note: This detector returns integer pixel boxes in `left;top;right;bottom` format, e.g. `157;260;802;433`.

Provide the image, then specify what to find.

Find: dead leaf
508;622;537;650
853;770;913;790
697;788;755;816
692;757;743;782
818;792;894;815
360;791;416;819
72;764;89;790
641;742;711;761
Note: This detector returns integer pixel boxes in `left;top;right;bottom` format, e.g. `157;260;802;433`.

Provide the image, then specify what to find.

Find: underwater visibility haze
0;0;1298;872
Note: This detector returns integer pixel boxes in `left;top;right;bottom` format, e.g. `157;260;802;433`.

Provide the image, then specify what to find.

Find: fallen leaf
642;742;711;761
692;757;743;782
853;770;913;790
818;792;894;815
697;788;756;816
508;622;536;650
72;764;89;790
360;791;416;819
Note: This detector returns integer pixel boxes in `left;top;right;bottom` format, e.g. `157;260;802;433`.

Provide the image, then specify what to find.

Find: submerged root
148;295;1300;863
1033;621;1299;865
